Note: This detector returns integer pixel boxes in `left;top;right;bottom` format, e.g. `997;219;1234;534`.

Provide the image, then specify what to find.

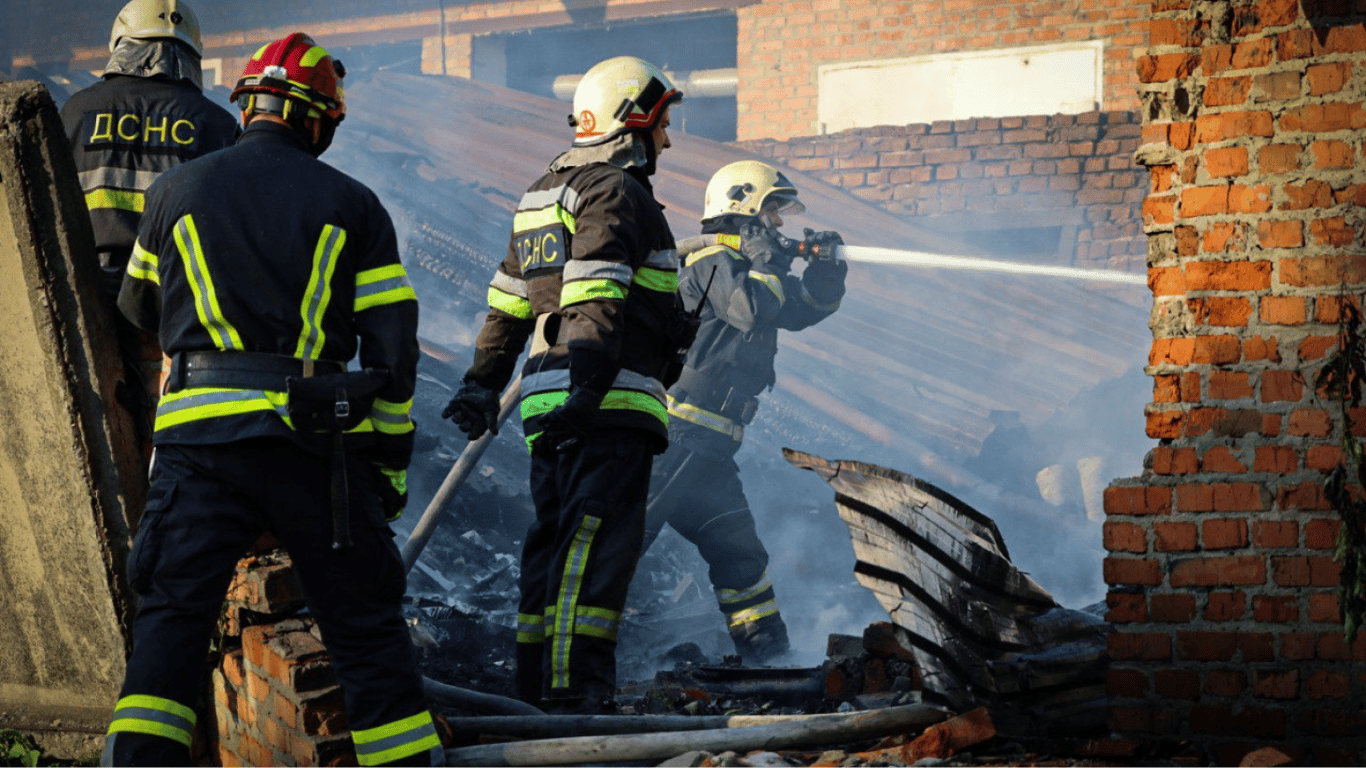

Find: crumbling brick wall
1106;0;1365;763
741;111;1148;272
736;0;1150;141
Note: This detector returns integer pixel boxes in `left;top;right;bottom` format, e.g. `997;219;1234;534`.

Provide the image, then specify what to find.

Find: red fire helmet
230;32;345;124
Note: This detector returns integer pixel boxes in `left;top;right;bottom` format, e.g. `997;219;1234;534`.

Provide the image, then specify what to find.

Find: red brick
1104;521;1148;553
1150;17;1203;47
1278;481;1331;510
1105;485;1172;515
1213;482;1268;511
1154;669;1201;700
1253;447;1298;473
1238;0;1300;32
1151;593;1197;622
1169;121;1195;150
1192;334;1244;363
1307;62;1352;95
1259;294;1306;323
1205;668;1247;697
222;648;246;689
1309;216;1355;247
1177;631;1239;661
1253;520;1299;548
1308;592;1341;623
1181;372;1201;401
1106;592;1148;623
1316;295;1360;324
1147;409;1183;439
1297;335;1340;361
1261;370;1305;402
1273;556;1312;586
1288;409;1333;436
1203;518;1249;549
1154;447;1200;474
1257;143;1301;174
1201;44;1232;75
1230;184;1273;213
1143;193;1176;226
1304;518;1341;549
1109;632;1173;661
1281;632;1316;660
1254;669;1300;699
1104;557;1164;586
1310;555;1342;586
1138;53;1200;83
1279;102;1366;133
1204;77;1252;107
1150;336;1195;366
1305;669;1349;699
1176;483;1215;512
1153;375;1180;404
1232;38;1276;69
1317;23;1366;54
1202;221;1242;251
1206;591;1247;621
1171;555;1267;586
1108;706;1153;732
1208;372;1253;400
1243;336;1281;362
1180;184;1229;216
1154;521;1198;552
1185;262;1272;292
1277;29;1315;61
1281;179;1335;210
1312;139;1355;169
1255;70;1302;101
1253;595;1300;623
1107;668;1149;697
1149;266;1186;296
1305;445;1343;472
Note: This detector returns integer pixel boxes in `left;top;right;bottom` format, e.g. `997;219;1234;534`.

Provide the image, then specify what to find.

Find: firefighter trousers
644;446;790;661
103;438;442;767
517;428;653;712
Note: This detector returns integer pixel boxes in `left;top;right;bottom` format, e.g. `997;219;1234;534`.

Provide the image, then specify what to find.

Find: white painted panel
817;41;1104;134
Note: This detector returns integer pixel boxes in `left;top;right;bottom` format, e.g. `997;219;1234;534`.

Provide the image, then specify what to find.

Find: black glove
374;465;408;522
535;387;604;455
739;219;794;273
442;380;501;440
801;228;844;261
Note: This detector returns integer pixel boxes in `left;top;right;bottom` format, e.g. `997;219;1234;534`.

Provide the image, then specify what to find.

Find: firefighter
442;56;689;715
59;0;239;445
103;34;441;767
644;160;847;663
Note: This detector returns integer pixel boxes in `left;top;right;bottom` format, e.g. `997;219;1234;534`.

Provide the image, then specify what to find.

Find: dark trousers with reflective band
518;428;653;707
644;446;787;655
105;438;440;767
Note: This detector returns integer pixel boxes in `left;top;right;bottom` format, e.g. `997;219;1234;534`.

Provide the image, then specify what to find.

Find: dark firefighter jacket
118;120;419;466
60;74;240;265
667;234;847;457
464;160;686;453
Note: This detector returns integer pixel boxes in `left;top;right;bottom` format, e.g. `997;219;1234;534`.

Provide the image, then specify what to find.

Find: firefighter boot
729;611;791;665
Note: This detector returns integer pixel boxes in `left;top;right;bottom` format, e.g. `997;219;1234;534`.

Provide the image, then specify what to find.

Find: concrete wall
0;80;144;744
1105;0;1366;763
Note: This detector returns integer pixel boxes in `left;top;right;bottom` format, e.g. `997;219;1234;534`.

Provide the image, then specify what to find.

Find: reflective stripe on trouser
351;710;444;767
521;428;653;703
717;572;780;629
109;439;429;766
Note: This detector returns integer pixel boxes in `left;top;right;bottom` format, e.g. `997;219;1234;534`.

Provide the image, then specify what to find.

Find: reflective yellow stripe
154;388;377;434
371;397;414;436
106;694;196;747
667;396;741;440
749;270;785;302
513;205;578;235
295;225;345;359
716;573;774;605
562;278;627;306
175;214;244;350
355;263;417;313
728;598;781;627
85;188;144;213
128;240;159;284
632;266;678;293
552;515;602;689
517;612;546;643
488;285;533;318
574;604;621;641
351;710;441;767
520;390;667;453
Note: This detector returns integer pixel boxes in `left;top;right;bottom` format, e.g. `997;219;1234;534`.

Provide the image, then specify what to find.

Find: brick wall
736;0;1150;141
741;111;1148;272
1106;0;1366;763
210;549;358;767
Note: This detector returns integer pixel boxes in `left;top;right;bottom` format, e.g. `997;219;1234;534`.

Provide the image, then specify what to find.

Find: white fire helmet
109;0;203;55
569;56;682;147
702;160;806;223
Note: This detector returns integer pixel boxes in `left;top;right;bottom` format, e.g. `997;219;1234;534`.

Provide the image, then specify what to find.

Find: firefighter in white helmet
59;0;239;450
443;55;691;713
643;159;848;663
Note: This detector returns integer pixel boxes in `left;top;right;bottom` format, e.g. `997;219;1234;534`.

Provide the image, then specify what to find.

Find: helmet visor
763;191;806;217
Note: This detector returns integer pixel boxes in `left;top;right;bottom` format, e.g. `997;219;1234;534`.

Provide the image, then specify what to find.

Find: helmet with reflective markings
230;32;346;125
702;160;806;223
109;0;202;55
569;56;682;147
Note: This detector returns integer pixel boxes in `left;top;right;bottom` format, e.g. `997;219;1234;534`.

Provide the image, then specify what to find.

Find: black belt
165;351;345;393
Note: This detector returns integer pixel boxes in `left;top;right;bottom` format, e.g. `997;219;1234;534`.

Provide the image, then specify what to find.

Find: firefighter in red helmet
103;33;441;766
